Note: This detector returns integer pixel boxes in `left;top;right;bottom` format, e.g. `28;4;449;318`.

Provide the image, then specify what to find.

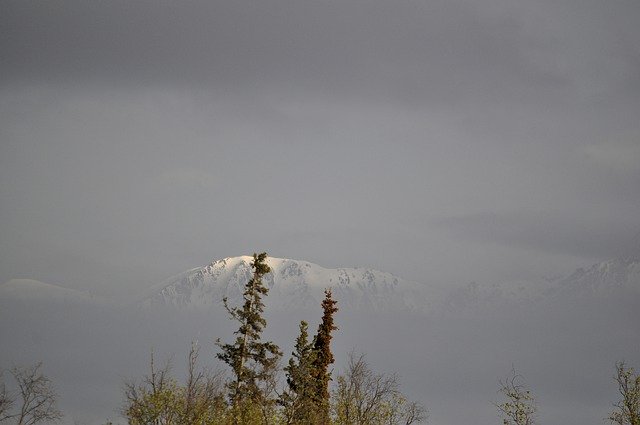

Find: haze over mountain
2;0;639;423
3;252;639;313
144;253;640;312
0;279;96;303
1;253;639;425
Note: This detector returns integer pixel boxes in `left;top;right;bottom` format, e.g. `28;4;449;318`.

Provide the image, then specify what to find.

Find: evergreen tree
281;321;319;424
216;252;282;424
311;289;338;424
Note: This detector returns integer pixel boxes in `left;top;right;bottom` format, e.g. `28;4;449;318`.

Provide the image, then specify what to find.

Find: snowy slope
443;255;640;310
4;253;637;314
555;257;640;296
143;256;431;312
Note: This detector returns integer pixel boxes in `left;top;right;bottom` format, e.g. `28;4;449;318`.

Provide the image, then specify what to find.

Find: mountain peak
144;256;429;312
557;256;640;295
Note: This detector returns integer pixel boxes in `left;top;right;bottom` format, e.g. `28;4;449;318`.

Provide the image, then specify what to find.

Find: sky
1;0;640;298
1;3;640;424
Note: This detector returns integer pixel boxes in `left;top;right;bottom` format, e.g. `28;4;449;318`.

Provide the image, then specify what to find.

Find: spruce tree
281;321;319;424
216;252;282;424
311;289;338;424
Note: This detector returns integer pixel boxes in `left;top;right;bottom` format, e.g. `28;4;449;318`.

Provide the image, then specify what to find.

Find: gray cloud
438;211;640;260
1;1;640;423
1;0;640;293
2;0;638;103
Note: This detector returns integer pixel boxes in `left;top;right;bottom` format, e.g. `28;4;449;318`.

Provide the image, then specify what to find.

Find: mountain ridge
0;279;99;304
2;254;638;312
143;255;432;312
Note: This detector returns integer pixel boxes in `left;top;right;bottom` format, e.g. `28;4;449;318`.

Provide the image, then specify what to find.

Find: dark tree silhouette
281;321;320;424
311;289;338;424
0;363;62;425
216;252;282;424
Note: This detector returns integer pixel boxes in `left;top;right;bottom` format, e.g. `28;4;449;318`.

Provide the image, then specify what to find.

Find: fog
1;0;639;423
1;286;638;424
2;0;639;295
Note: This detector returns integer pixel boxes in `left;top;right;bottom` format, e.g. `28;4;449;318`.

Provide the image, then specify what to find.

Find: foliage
281;321;320;424
123;345;226;425
332;352;427;425
609;361;640;425
495;368;536;425
121;251;429;425
216;252;282;423
0;362;63;425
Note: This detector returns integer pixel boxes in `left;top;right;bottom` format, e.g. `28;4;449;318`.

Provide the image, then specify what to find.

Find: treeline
121;253;425;425
0;252;638;425
494;361;640;425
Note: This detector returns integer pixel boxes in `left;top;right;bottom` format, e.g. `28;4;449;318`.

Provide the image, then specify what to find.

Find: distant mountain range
142;256;431;312
2;254;639;313
556;256;640;295
442;255;640;311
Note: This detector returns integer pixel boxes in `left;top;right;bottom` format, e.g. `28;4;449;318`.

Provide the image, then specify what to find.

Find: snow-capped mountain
4;252;637;314
143;256;431;312
554;229;640;297
442;255;640;311
556;256;640;296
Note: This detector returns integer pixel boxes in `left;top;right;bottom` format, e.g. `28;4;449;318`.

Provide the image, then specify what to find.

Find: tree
495;368;536;425
123;354;182;425
123;345;226;425
311;289;339;423
281;321;320;424
182;343;227;425
216;252;282;424
0;372;13;422
609;361;640;425
332;352;427;425
0;363;63;425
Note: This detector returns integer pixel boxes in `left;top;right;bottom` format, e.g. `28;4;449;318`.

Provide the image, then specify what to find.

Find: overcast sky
1;0;639;297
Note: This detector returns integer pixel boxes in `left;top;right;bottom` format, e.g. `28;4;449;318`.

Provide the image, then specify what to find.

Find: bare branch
333;352;427;425
609;361;640;425
494;368;536;425
0;370;16;422
9;363;62;425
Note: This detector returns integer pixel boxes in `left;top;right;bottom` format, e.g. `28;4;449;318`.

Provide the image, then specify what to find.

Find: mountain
0;279;99;304
143;256;431;312
443;255;640;311
556;256;640;296
4;253;637;314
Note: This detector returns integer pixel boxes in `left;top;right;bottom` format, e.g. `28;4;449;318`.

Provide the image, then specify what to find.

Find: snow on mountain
4;251;638;314
443;255;640;311
555;257;640;296
143;256;431;312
